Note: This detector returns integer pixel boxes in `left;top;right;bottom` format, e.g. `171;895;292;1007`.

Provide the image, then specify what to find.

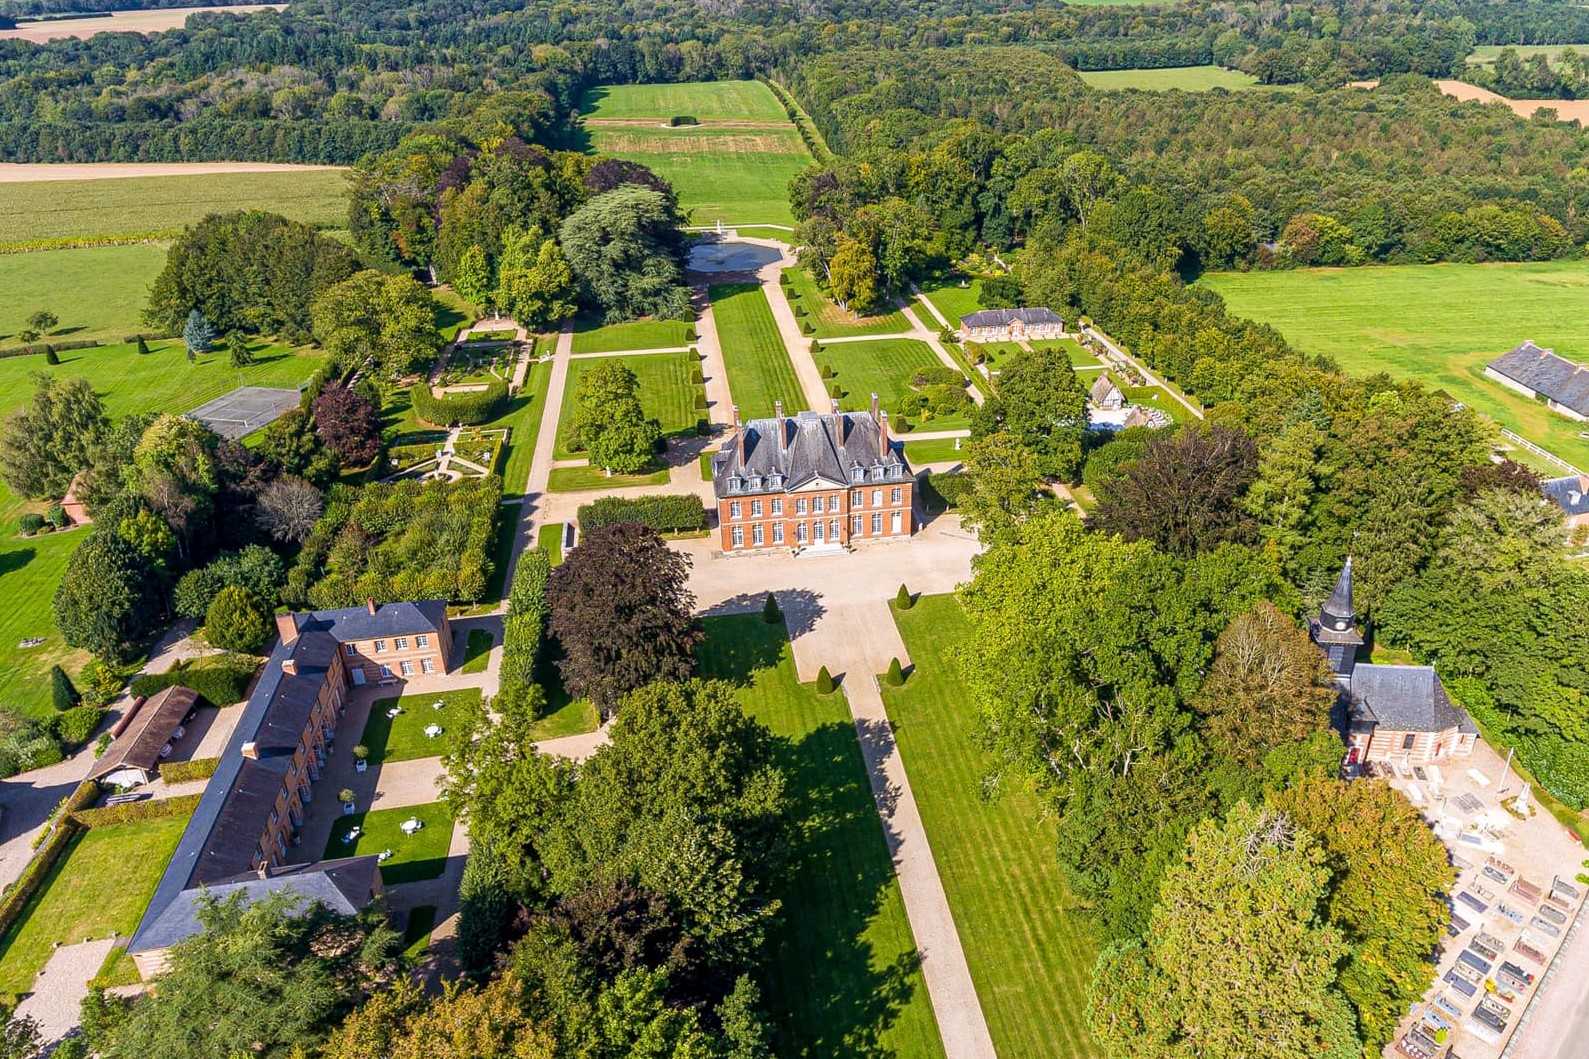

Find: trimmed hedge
577;494;707;535
158;757;220;784
71;792;201;828
409;377;508;426
496;549;551;717
129;653;259;707
47;705;105;748
0;781;97;939
0;337;100;360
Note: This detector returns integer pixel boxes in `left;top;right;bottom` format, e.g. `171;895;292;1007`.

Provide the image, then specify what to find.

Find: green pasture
697;614;945;1059
0;244;166;344
579;81;788;122
556;350;703;459
783;267;911;338
0;814;190;997
815;339;972;430
1200;261;1589;470
709;282;808;419
1078;65;1276;91
570;315;693;354
0;170;348;245
326;802;456;886
883;596;1103;1059
1468;44;1589;65
0;527;91;718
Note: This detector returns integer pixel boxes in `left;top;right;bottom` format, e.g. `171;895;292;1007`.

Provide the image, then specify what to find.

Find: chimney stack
775;400;787;454
256;861;270;880
241;740;259;760
366;598;377;617
733;406;745;465
274;612;298;646
282;658;298;677
870;392;880;422
879;410;890;456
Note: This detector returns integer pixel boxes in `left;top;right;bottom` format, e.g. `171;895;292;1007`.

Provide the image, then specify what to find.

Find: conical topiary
895;583;913;610
816;666;834;695
762;592;782;624
51;664;79;712
884;657;905;686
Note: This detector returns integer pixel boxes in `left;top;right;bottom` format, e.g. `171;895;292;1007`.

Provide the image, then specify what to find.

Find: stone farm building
125;600;450;977
958;307;1064;343
711;399;913;553
1485;341;1589;422
1310;558;1479;767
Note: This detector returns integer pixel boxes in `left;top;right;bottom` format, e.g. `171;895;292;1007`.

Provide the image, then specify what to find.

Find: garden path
1079;323;1204;421
13;938;116;1046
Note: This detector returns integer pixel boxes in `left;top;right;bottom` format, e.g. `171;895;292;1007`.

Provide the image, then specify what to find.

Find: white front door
351;667;366;686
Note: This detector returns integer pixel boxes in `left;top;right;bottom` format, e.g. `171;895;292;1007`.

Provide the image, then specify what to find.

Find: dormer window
889;465;902;480
728;476;743;493
872;467;884;482
750;476;762;491
851;466;864;483
769;474;782;489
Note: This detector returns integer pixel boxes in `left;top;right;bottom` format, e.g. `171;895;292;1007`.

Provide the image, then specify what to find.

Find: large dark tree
558;186;691;322
546;522;701;714
970;343;1089;480
53;530;163;662
1092;425;1259;557
311;385;381;467
583;158;677;207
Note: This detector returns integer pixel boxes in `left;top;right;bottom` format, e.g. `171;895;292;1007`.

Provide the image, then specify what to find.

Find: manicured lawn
1029;337;1103;368
556;351;703;459
903;436;968;465
1123;386;1187;423
402;905;437;960
918;276;984;327
458;629;493;674
547;464;670;492
0;170;348;245
0;814;190;997
326;802;456;886
728;225;798;241
783;267;911;338
882;596;1102;1059
699;450;715;481
815;339;972;430
697;614;945;1059
0;244;167;344
1078;65;1277;91
966;341;1027;370
536;521;565;565
529;699;600;741
357;688;482;765
1200;261;1589;469
709;282;807;418
584;124;811;227
0;526;92;718
497;358;554;501
580;81;788;122
570;316;693;354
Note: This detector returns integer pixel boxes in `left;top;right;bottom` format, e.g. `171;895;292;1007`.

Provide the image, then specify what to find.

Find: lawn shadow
764;719;929;1058
0;547;35;577
700;588;824;639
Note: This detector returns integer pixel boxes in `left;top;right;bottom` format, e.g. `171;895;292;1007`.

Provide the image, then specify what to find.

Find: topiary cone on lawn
884;657;905;686
762;592;782;624
816;666;835;695
895;583;913;610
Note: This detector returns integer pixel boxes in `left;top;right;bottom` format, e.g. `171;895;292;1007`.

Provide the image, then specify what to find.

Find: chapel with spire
1310;556;1365;684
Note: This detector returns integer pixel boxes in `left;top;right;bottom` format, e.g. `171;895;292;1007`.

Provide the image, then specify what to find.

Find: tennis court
186;385;301;439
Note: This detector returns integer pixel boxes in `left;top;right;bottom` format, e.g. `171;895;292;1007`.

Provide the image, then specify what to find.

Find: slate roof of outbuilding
88;685;197;781
281;600;447;644
959;306;1064;329
1488;341;1589;416
1542;474;1589;516
712;409;909;498
1349;663;1478;736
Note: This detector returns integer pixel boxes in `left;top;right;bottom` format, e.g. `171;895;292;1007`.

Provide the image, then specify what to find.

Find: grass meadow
1077;65;1276;91
709;282;808;418
1200;261;1589;470
580;81;811;226
546;464;671;492
0;170;348;245
783;267;912;337
556;350;703;459
0;814;190;998
1467;44;1589;65
697;614;946;1059
0;244;166;343
882;595;1103;1059
902;436;967;465
570;315;693;354
815;339;973;430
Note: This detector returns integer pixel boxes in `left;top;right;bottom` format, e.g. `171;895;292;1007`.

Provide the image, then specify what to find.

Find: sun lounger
1456;890;1489;913
1510;877;1542;904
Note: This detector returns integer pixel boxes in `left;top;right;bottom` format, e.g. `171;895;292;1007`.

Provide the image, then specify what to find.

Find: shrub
694;392;708;410
129;653;259;707
51;664;79;712
158;757;220;784
46;504;68;527
695;418;710;437
926;470;973;509
801;321;814;336
498;549;552;707
18;513;43;536
136;336;150;355
79;658;124;707
577;494;707;535
690;366;704;384
685;326;698;342
668;115;699;127
816;666;834;695
72;792;201;828
409;377;508;426
792;304;807;318
828;382;842;400
820;365;835;380
884;657;905;686
811;340;823;355
94;732;112;757
895;584;914;610
205;586;274;653
779;272;791;286
49;705;105;747
44;346;59;365
763;592;782;624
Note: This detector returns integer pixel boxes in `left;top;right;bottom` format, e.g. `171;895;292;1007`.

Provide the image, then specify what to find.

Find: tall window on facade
890;487;903;505
813;496;824;513
829;518;839;539
796;498;807;515
891;511;902;533
829;495;839;510
374;640;387;653
852;489;864;506
1402;733;1416;750
773;524;785;544
871;513;883;534
417;635;429;648
871;489;882;506
421;658;435;674
797;522;809;543
395;637;409;650
852;516;863;535
732;527;744;547
751;500;762;517
814;521;825;542
771;499;783;515
730;502;742;519
400;659;414;676
753;525;764;546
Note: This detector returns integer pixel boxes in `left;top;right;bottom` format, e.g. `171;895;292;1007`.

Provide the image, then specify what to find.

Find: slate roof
281;600;447;644
129;856;381;955
712;408;909;499
959;306;1064;330
1314;557;1365;647
1488;341;1589;416
1349;664;1478;736
88;685;197;781
1090;374;1122;404
1542;474;1589;517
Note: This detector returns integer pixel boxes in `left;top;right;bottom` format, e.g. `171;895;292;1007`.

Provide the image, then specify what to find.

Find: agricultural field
814;339;973;431
0;814;190;998
0;4;283;43
709;282;808;418
1468;43;1589;65
0;169;348;245
0;244;166;344
1077;65;1277;91
882;596;1102;1059
697;614;946;1059
1200;261;1589;470
783;267;912;337
570;315;693;354
580;81;812;226
556;350;704;459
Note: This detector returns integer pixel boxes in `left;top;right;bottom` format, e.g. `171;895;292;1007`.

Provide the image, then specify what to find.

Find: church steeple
1311;556;1364;682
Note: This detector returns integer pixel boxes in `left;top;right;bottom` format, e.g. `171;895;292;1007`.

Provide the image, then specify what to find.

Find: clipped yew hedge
577;494;707;535
72;792;202;828
157;757;220;784
410;377;508;426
